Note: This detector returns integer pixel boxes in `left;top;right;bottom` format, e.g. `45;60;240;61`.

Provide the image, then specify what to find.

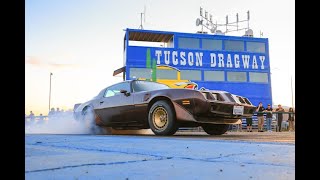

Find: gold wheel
152;107;168;131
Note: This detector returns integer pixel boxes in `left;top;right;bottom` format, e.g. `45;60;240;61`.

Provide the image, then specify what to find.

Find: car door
94;82;134;125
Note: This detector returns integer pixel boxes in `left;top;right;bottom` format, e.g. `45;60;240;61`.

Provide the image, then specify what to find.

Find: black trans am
73;80;256;135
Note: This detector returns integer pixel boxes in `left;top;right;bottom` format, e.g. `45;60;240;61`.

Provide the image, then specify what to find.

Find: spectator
275;104;285;132
38;113;44;124
288;107;295;131
256;102;265;132
264;104;273;132
238;120;242;132
29;111;35;122
246;117;253;132
56;107;61;117
48;108;55;118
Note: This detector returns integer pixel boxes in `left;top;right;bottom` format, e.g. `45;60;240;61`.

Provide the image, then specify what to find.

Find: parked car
73;80;256;135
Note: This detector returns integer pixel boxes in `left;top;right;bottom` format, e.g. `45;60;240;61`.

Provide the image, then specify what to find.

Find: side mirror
120;89;127;93
120;89;130;96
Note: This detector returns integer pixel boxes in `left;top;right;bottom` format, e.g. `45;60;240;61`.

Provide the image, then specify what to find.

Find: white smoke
25;111;99;134
25;111;152;135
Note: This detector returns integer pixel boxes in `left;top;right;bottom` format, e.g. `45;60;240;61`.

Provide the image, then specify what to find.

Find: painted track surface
176;131;295;144
25;133;295;180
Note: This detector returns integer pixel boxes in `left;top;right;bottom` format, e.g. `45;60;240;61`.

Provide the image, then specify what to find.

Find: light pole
49;72;53;113
291;75;294;108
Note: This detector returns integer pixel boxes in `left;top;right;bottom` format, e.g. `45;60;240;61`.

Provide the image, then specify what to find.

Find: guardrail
25;116;49;121
27;112;295;132
235;111;295;131
25;114;73;122
253;112;295;115
179;112;295;132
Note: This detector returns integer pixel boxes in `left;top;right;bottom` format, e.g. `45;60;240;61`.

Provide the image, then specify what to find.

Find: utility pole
49;72;53;113
291;75;294;108
139;12;144;29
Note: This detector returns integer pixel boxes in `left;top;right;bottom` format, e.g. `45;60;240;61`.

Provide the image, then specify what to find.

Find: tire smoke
25;111;152;135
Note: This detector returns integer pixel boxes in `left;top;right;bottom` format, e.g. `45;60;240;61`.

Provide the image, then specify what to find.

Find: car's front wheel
148;100;178;136
201;124;230;135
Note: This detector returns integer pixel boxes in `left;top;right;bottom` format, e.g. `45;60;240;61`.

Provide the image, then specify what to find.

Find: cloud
25;56;82;70
47;63;82;69
25;56;43;66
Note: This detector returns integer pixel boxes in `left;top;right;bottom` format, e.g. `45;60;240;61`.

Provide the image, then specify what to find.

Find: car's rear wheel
201;124;230;135
148;100;178;136
82;106;108;134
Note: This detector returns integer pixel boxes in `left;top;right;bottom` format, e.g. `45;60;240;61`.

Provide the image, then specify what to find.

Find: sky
25;0;295;115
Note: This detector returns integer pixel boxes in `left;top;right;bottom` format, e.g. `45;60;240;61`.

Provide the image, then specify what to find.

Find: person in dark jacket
288;107;295;131
264;104;273;132
246;116;253;132
256;102;265;132
275;104;285;132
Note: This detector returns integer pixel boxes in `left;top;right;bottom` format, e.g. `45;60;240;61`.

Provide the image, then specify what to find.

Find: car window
132;80;169;92
104;82;131;97
104;90;117;97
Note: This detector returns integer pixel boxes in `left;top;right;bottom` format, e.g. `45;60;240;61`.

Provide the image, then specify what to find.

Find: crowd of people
249;102;295;132
232;102;295;133
25;108;73;125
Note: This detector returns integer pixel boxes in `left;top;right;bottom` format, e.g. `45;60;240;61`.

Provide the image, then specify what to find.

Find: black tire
82;106;107;134
202;124;230;135
148;100;178;136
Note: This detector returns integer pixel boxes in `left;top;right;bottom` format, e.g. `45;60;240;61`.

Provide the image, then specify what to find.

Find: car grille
211;103;233;114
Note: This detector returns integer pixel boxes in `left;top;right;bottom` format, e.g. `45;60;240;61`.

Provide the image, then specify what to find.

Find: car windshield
91;88;106;99
132;80;169;92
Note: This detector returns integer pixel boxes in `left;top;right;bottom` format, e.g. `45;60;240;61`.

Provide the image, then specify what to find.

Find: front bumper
173;100;255;125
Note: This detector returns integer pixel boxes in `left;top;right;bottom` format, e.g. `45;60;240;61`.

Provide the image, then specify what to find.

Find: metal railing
26;112;295;132
25;116;49;121
234;111;295;131
179;112;295;132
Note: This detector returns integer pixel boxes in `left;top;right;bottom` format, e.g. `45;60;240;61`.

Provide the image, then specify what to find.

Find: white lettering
226;54;233;68
188;52;194;66
210;53;216;67
153;50;266;70
234;54;240;68
172;51;178;65
180;51;186;66
195;52;203;66
252;55;258;69
259;56;265;69
155;50;162;64
242;55;250;69
218;53;224;67
164;51;170;65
